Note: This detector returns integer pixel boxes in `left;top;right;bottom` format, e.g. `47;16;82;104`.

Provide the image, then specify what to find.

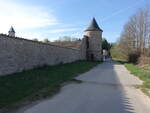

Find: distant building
8;26;15;37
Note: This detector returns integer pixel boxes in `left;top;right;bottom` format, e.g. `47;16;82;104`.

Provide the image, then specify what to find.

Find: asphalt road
22;61;150;113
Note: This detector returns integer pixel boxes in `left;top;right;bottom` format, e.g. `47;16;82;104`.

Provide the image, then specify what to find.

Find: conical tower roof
85;18;103;31
9;26;15;33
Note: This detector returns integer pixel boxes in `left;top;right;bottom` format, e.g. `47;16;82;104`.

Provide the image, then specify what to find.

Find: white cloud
16;28;81;41
17;32;44;40
0;0;58;34
0;0;83;41
47;28;79;33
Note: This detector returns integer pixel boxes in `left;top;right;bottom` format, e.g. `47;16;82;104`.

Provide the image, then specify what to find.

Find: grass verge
125;63;150;97
0;61;99;111
112;58;128;64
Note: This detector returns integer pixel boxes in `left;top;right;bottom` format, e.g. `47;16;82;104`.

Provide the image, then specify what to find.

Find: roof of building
85;17;103;32
9;26;15;33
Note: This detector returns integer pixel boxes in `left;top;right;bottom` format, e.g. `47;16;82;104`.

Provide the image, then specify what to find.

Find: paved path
23;61;150;113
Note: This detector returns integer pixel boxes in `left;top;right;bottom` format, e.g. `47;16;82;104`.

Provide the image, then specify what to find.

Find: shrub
128;51;140;64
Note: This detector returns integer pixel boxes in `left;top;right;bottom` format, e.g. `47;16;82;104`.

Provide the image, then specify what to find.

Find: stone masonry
0;34;81;76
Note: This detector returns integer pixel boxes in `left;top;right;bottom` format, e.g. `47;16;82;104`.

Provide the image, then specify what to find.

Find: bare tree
33;38;38;41
43;38;50;43
118;7;150;56
54;36;79;42
111;7;150;63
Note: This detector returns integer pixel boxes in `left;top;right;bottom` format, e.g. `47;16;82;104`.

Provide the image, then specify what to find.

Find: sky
0;0;149;42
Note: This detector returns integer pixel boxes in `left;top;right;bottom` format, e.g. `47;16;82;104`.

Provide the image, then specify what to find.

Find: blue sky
0;0;149;42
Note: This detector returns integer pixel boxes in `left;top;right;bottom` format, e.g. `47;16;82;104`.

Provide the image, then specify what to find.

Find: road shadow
101;61;135;113
76;60;136;113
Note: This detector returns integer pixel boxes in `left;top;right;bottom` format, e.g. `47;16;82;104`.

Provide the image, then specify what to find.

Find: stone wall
0;34;82;76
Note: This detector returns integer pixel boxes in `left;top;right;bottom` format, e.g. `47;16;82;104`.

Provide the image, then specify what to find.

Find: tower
81;18;103;61
8;26;15;37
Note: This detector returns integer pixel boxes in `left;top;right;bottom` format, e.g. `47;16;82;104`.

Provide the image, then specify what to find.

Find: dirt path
22;61;150;113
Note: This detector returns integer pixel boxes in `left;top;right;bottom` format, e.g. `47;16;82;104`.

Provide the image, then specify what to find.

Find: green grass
125;63;150;96
112;58;128;64
0;61;99;109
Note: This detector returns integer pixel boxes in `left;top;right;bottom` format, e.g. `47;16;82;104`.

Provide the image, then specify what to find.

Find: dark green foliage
0;61;99;109
102;38;111;51
128;52;140;64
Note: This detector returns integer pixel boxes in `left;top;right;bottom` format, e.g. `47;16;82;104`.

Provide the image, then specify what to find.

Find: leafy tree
102;38;111;50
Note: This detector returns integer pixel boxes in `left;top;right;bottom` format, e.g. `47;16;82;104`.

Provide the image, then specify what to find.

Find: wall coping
0;34;80;51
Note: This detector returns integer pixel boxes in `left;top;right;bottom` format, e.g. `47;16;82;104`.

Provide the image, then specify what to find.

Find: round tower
84;17;103;61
